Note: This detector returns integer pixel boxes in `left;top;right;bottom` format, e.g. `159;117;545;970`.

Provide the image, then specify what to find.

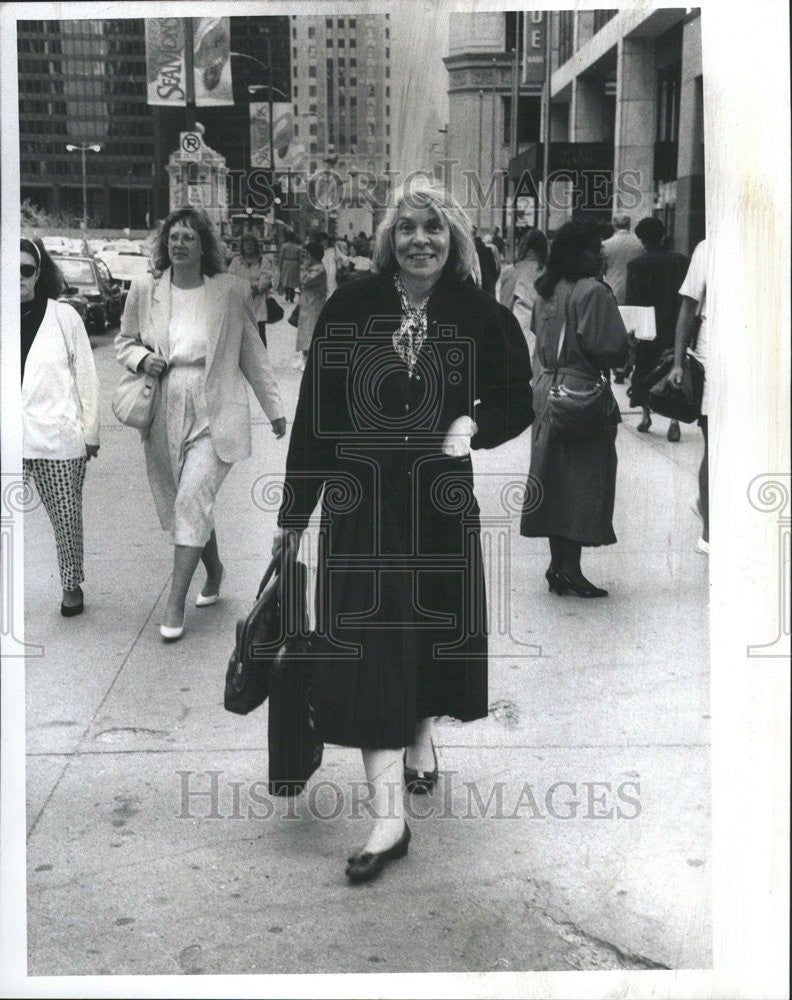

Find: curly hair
534;221;603;299
21;237;64;300
372;180;476;282
152;207;225;276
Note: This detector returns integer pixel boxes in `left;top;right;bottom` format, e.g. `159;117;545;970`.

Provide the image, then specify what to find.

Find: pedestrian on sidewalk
520;221;629;597
625;217;689;440
115;208;286;642
21;237;100;617
228;234;274;348
278;231;300;302
273;181;533;883
669;238;709;555
292;241;326;370
498;227;548;369
602;214;643;384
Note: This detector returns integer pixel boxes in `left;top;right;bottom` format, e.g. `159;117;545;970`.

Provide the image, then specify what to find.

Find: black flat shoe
345;823;411;884
61;587;84;617
403;742;438;794
555;572;608;598
667;420;680;442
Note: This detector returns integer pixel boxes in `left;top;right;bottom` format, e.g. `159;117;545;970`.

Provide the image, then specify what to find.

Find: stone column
614;36;655;221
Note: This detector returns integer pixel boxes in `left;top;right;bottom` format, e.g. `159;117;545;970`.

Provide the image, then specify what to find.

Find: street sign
180;131;203;161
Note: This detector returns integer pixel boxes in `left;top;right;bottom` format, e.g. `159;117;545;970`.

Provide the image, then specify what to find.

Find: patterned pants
23;457;87;591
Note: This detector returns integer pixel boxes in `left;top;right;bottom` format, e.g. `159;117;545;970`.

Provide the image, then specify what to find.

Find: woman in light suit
116;208;286;641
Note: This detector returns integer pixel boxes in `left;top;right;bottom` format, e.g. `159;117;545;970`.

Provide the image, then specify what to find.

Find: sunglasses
21;264;38;278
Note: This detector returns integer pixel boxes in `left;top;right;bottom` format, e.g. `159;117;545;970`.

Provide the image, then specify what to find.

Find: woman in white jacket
21;237;100;616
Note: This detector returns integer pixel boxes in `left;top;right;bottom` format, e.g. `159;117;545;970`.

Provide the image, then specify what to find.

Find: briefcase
267;558;323;796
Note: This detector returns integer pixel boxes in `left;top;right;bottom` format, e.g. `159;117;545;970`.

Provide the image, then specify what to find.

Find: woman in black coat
520;222;629;597
273;182;534;882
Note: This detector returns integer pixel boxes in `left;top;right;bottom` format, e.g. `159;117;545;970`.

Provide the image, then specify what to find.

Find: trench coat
520;278;629;546
278;271;534;749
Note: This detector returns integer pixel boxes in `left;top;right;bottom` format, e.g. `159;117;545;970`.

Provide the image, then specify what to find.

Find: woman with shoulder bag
21;237;100;617
520;222;629;597
115;208;286;642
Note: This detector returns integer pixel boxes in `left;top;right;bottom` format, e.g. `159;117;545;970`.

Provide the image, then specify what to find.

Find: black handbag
546;316;619;439
287;303;300;327
267;558;323;796
646;349;705;423
224;555;287;715
266;296;284;323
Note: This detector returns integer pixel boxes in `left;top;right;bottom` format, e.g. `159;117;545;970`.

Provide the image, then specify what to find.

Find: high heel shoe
60;586;84;617
554;572;608;598
637;415;652;433
403;742;438;794
345;823;411;883
196;567;224;607
160;621;185;642
545;569;567;595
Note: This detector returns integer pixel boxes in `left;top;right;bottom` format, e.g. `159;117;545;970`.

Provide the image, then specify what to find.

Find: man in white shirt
601;215;644;304
670;239;709;554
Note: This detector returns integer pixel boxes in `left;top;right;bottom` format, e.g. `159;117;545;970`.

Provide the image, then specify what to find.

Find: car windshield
57;259;96;286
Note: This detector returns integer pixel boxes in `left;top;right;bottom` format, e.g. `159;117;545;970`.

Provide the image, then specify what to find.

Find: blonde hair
372;180;476;281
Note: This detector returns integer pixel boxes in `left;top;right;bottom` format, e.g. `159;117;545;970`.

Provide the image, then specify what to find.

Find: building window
656;64;681;142
309;65;316;77
308;26;315;38
502;95;542;144
593;10;616;33
309;85;316;97
505;11;518;52
326;18;332;29
558;11;574;65
309;122;317;135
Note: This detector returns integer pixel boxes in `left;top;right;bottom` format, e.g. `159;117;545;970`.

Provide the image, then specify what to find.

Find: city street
22;306;711;976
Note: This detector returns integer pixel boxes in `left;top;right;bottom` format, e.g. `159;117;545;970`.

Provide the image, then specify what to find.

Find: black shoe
545;568;567;595
667;421;680;442
613;370;625;384
555;572;608;598
403;742;438;794
61;587;84;617
637;415;652;433
345;823;411;883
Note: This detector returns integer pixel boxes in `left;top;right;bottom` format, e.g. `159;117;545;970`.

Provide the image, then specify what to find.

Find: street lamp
65;142;102;230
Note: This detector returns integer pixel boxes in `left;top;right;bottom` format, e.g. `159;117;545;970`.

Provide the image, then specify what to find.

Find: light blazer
115;269;284;463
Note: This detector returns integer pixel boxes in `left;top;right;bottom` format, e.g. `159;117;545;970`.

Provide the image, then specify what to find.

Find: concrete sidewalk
23;311;711;976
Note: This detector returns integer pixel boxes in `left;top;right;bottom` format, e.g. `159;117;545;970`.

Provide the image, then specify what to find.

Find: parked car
95;249;152;305
51;252;123;334
43;235;90;255
57;285;91;330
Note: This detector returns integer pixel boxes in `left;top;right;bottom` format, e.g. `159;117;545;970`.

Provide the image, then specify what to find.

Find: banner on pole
145;19;187;106
193;17;233;106
250;102;295;169
145;17;233;107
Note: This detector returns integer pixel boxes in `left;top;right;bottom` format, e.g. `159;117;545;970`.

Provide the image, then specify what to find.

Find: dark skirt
310;453;488;749
520;371;618;546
